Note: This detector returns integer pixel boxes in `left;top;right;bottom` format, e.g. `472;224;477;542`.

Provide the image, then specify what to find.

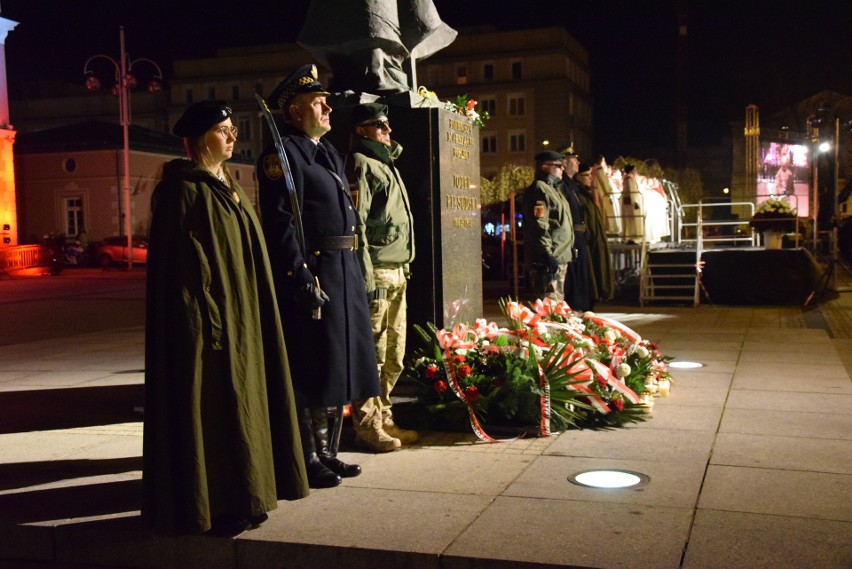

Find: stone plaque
397;105;482;331
327;104;482;333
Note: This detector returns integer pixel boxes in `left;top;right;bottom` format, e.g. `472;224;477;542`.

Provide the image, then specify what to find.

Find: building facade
9;27;591;242
14;121;257;244
417;26;592;177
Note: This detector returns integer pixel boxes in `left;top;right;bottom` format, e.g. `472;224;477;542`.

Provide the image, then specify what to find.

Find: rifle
255;93;321;320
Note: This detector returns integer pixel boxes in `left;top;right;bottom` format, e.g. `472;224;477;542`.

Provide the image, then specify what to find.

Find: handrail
680;195;803;249
680;201;757;247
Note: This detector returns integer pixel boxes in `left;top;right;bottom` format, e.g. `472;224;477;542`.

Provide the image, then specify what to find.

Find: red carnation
424;364;438;378
433;380;447;394
463;385;479;401
612;398;624;412
453;354;466;364
458;364;472;378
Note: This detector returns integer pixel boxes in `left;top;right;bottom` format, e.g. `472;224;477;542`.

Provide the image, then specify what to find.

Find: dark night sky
3;1;851;160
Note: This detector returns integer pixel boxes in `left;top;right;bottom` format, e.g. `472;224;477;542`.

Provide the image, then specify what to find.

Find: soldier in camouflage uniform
523;151;575;301
347;103;418;451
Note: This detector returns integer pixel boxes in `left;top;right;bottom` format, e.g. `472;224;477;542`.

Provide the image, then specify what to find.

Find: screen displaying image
756;141;810;217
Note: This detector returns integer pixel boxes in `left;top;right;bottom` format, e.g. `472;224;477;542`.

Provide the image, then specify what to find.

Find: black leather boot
311;407;361;478
300;408;341;488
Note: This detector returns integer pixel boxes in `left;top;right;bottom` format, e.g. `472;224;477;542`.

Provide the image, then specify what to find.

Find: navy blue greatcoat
258;124;380;408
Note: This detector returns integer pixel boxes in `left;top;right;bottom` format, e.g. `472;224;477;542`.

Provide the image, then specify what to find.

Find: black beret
576;163;592;176
558;143;579;157
535;150;564;162
269;64;330;110
173;100;232;138
623;164;636;174
351;103;388;127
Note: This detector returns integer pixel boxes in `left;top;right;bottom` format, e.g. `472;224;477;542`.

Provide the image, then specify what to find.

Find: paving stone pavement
1;268;851;568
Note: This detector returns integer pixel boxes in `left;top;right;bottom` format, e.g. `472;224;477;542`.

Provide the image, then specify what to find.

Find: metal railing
679;201;758;247
0;245;50;270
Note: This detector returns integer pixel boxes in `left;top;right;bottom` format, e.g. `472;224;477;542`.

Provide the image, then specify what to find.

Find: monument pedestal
393;106;483;331
326;103;482;333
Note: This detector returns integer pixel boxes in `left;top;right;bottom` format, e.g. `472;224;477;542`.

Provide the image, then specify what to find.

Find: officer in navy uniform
257;64;380;489
558;143;595;311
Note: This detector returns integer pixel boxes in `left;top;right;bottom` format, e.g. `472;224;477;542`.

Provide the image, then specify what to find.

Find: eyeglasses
213;125;238;138
363;119;390;130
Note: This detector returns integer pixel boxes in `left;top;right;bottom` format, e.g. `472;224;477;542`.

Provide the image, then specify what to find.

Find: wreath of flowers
406;298;672;441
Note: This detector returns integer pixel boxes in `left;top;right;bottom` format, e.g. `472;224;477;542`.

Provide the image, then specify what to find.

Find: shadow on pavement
0;457;142;492
0;384;144;434
0;479;141;525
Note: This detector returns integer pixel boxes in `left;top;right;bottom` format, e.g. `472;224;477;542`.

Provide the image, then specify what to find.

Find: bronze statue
298;0;457;94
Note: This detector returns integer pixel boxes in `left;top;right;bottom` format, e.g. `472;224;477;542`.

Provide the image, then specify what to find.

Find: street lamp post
83;26;162;270
807;108;852;292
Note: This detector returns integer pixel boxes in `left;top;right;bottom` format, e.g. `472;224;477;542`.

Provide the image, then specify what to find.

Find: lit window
456;65;467;85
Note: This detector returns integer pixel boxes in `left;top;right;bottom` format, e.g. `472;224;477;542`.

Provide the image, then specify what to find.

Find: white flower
616;363;631;378
636;346;650;359
604;329;616;341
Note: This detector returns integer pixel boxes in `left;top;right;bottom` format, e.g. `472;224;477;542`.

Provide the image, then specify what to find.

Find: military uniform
561;171;595;311
347;107;417;448
258;128;379;408
576;164;614;301
257;65;379;488
523;154;575;301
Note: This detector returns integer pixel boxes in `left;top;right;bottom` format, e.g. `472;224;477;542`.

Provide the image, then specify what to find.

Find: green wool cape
143;159;308;535
576;182;615;300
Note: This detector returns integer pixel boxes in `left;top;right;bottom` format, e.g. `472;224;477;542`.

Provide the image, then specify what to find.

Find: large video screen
757;141;810;217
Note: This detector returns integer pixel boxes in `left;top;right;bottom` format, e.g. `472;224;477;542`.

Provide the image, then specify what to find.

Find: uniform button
314;250;321;256
351;226;355;231
287;270;294;276
349;205;353;210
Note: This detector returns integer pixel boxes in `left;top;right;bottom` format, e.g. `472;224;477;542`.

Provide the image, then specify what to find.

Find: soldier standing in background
523;150;575;301
558;144;595;311
575;164;614;303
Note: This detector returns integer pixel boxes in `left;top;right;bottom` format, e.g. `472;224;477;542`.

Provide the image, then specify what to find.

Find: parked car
96;236;148;267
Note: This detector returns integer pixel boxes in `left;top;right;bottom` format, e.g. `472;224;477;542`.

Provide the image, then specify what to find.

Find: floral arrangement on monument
443;93;490;128
749;196;797;233
405;298;672;441
415;87;491;129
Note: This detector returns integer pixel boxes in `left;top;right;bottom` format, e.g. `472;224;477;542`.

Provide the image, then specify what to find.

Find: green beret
173;100;232;138
351;103;388;127
535;150;564;162
269;64;330;110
